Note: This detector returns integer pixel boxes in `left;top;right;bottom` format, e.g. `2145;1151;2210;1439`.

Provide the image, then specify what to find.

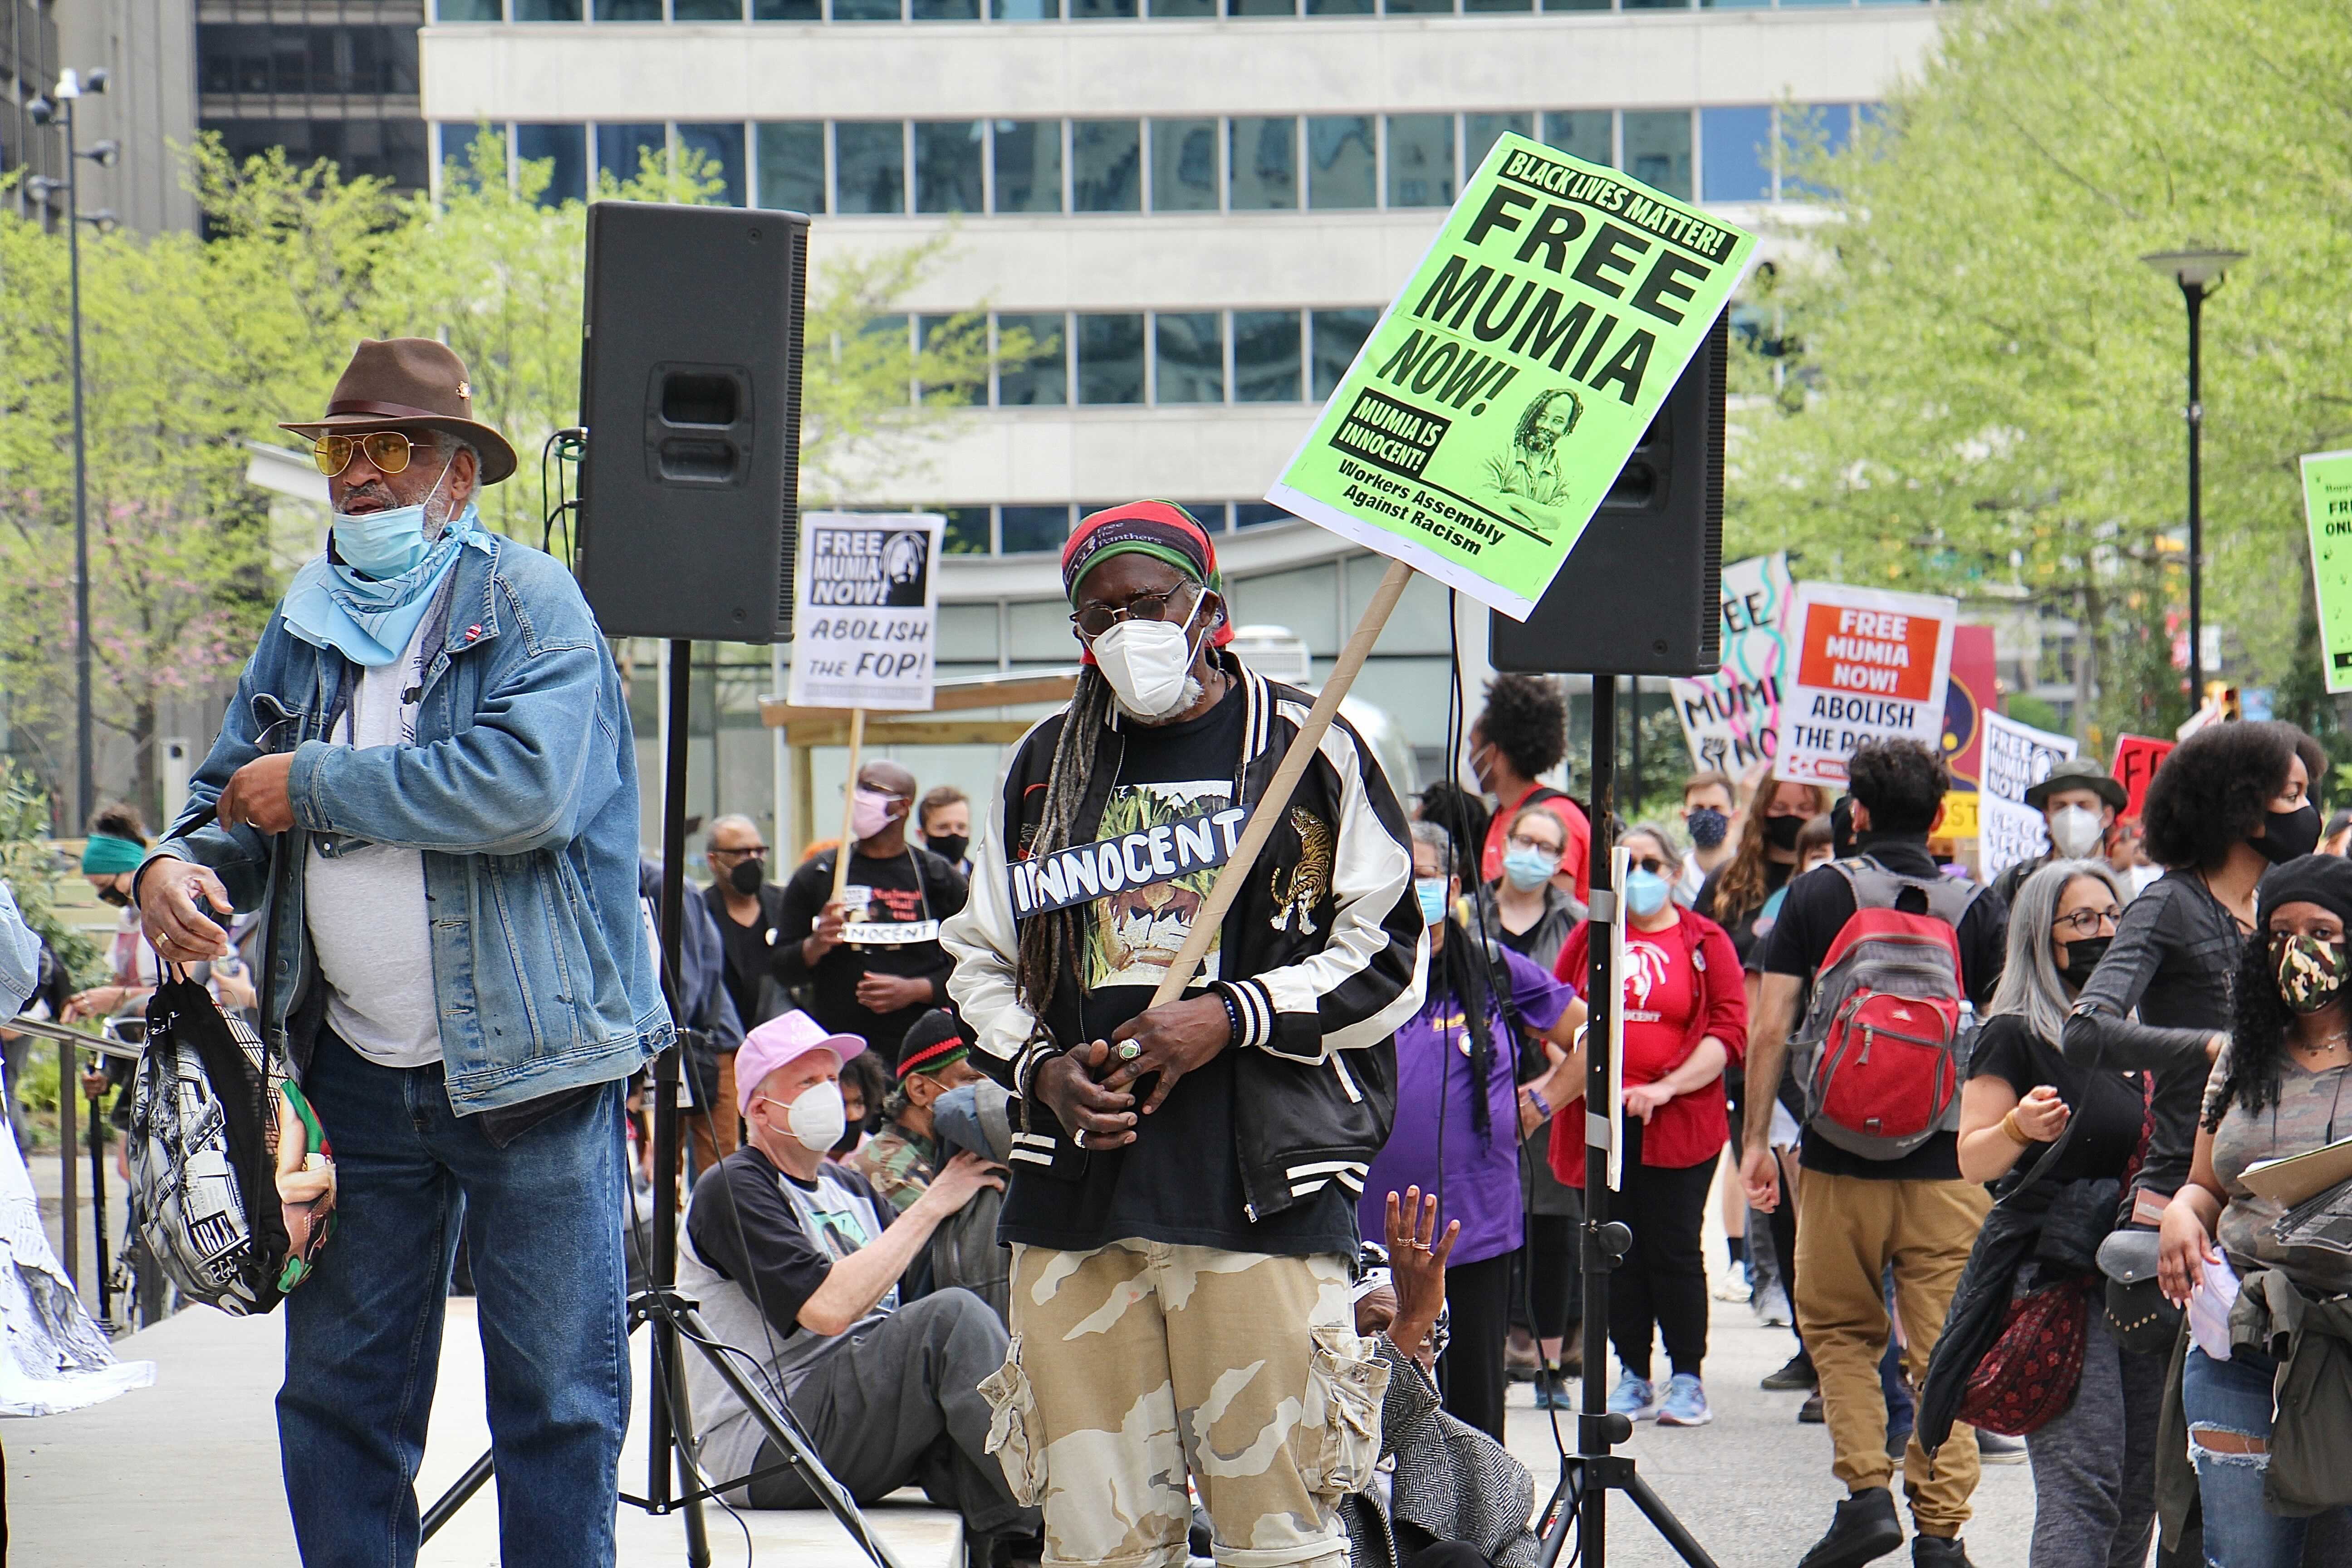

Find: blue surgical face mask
1415;877;1450;928
331;455;453;580
1501;847;1557;892
1624;868;1671;918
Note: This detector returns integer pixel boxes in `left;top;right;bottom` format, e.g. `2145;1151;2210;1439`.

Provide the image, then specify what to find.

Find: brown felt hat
281;338;517;485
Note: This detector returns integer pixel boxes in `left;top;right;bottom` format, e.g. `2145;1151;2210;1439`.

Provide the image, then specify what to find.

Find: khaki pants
1793;1166;1992;1538
982;1241;1385;1568
686;1051;739;1172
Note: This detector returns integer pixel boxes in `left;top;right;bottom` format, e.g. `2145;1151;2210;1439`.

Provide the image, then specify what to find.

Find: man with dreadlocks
942;500;1427;1568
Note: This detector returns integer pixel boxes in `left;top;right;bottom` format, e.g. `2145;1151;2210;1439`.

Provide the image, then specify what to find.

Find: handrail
6;1014;146;1062
7;1014;144;1300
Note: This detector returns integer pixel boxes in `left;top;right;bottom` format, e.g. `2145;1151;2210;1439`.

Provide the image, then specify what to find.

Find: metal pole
2183;278;2205;707
59;1033;78;1289
67;92;93;830
1578;673;1617;1568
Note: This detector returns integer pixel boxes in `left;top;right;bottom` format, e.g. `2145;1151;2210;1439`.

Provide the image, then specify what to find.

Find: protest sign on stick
2302;449;2352;695
1672;552;1793;774
1978;711;2078;881
2112;735;2174;820
1771;582;1957;788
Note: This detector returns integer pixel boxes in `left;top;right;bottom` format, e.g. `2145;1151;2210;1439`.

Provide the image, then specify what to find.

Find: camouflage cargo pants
980;1242;1387;1568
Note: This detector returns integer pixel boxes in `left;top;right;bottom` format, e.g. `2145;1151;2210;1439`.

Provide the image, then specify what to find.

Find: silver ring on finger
1073;1129;1089;1149
1117;1040;1142;1062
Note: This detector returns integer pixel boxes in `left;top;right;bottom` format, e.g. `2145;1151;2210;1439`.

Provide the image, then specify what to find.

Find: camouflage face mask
2273;931;2350;1016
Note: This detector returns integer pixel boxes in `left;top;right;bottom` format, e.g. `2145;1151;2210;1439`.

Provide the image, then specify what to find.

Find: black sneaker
1762;1351;1818;1392
1797;1487;1904;1568
1911;1536;1975;1567
1798;1392;1826;1424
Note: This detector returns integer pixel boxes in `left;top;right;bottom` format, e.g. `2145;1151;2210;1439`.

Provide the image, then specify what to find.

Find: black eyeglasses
2053;906;2120;936
710;845;768;860
1070;584;1196;640
1629;855;1671;877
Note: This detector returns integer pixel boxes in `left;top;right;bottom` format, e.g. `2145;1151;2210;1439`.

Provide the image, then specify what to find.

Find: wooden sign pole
1148;558;1415;1007
831;706;866;906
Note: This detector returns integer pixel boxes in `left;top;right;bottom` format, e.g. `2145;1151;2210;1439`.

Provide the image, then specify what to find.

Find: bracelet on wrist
1527;1087;1553;1120
1999;1108;2032;1147
1216;987;1243;1048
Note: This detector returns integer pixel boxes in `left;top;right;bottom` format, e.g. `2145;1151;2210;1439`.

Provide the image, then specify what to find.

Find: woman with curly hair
2063;720;2325;1211
1468;674;1591;903
2158;855;2352;1566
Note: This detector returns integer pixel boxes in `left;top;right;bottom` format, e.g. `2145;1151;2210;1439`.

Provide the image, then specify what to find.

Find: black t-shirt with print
1000;683;1359;1259
1966;1014;2148;1188
686;1145;896;1340
777;846;967;1062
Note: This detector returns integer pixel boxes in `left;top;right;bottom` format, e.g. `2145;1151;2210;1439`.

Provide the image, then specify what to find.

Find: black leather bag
2096;1228;2183;1354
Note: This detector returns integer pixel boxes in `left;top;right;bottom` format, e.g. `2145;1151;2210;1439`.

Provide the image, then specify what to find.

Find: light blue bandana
280;505;489;667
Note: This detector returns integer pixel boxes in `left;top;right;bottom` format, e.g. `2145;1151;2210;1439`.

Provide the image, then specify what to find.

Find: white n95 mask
1092;596;1205;720
2049;805;2104;860
786;1080;848;1155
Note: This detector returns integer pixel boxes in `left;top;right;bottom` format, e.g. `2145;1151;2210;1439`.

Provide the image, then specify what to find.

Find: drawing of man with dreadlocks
1482;387;1582;537
941;500;1428;1568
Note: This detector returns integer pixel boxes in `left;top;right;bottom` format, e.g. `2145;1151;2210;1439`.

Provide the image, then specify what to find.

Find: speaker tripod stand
1531;672;1720;1568
419;638;901;1568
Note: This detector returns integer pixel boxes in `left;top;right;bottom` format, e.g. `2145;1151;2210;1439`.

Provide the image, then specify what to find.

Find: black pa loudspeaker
1489;311;1727;678
576;201;809;642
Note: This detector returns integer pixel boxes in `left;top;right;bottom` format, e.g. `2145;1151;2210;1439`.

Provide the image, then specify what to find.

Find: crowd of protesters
19;403;2352;1568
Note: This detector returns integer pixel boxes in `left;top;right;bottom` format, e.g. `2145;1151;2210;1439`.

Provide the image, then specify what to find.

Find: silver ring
1073;1129;1090;1149
1117;1040;1142;1062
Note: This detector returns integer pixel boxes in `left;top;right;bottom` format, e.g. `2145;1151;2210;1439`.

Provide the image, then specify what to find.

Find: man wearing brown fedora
133;338;666;1566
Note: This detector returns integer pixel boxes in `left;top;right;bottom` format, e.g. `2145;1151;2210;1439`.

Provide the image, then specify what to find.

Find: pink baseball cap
735;1010;864;1118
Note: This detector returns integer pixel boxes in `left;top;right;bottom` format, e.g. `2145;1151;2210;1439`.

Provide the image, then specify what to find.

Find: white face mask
2049;804;2104;860
774;1080;848;1155
1091;593;1205;720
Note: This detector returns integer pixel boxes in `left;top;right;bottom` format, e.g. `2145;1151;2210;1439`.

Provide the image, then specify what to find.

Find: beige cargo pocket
978;1334;1049;1507
1297;1323;1390;1499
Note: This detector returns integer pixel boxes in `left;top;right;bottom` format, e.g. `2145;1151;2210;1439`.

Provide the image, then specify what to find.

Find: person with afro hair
2065;718;2327;1215
1469;673;1592;902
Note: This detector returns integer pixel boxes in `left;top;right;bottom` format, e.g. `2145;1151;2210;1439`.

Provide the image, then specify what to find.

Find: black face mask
927;833;969;865
2256;801;2321;866
97;883;130;908
1763;813;1804;853
727;858;766;896
2058;935;2110;990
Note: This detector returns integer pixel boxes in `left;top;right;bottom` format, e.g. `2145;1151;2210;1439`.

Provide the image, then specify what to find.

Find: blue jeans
2182;1346;2352;1568
278;1031;630;1568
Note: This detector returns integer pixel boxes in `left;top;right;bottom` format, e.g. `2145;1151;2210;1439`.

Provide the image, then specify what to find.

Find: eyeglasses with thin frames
1069;584;1198;640
2053;906;2122;936
311;430;417;478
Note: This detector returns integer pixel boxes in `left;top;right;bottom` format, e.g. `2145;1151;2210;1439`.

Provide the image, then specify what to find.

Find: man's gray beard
420;491;457;542
1113;676;1206;725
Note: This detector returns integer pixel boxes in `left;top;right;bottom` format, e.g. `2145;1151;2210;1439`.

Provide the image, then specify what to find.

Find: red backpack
1790;859;1982;1160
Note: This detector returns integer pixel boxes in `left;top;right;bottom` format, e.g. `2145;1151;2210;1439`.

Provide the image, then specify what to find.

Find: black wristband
1217;986;1243;1048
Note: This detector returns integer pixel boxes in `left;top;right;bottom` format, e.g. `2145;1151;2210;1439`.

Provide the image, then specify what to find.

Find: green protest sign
1268;132;1758;619
2304;450;2352;694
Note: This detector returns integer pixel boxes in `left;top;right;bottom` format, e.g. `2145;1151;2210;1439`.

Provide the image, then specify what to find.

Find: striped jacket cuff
1214;979;1274;1050
1012;1039;1060;1101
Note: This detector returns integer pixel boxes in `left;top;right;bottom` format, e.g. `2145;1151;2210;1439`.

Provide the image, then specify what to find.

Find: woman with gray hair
1950;859;2158;1568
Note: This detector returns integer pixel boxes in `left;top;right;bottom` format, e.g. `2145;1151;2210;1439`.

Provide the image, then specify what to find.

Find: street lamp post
27;69;114;832
2141;246;2246;708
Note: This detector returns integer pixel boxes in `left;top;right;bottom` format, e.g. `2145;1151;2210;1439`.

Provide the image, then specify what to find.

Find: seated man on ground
678;1009;1036;1546
853;1007;990;1211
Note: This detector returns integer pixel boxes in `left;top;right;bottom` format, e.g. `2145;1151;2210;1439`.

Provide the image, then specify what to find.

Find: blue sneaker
1607;1371;1659;1421
1656;1373;1713;1427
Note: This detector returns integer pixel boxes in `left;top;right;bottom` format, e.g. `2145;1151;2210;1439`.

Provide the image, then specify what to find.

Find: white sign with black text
1978;711;2078;882
786;511;945;712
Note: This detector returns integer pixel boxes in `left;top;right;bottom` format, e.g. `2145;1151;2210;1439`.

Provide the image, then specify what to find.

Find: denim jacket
147;534;668;1115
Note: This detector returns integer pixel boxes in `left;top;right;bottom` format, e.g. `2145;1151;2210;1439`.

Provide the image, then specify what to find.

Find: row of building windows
437;0;1928;20
444;101;1867;211
925;500;1301;554
197;25;421;99
880;306;1379;407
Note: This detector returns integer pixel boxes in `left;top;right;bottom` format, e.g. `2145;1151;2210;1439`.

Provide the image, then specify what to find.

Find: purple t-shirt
1360;942;1573;1265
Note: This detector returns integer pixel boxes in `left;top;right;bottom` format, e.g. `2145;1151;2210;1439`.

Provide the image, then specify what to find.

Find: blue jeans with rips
2182;1346;2352;1568
277;1031;630;1568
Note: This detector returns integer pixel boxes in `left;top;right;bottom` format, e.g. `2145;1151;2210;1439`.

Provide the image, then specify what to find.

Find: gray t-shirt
2205;1040;2352;1295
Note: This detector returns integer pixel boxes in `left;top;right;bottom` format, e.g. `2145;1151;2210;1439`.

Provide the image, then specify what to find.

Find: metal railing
7;1013;142;1302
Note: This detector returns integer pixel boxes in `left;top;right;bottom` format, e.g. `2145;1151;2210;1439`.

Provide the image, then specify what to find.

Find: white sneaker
1711;1272;1753;1304
1752;1281;1793;1328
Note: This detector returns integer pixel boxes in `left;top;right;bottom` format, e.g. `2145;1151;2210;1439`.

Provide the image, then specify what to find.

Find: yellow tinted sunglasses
311;430;416;478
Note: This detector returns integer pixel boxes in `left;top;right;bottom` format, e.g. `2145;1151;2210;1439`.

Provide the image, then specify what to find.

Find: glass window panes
996;313;1068;407
1540;0;1608;9
1149;0;1215;11
595;122;665;186
1382;0;1451;14
1700;105;1772;201
1622;110;1692;201
833;0;902;19
1463;113;1531;176
1230;118;1298;211
1227;0;1296;13
1306;118;1375;211
515;124;586;206
991;0;1061;18
1155;313;1225;404
1464;0;1529;11
913;0;981;15
1386;115;1455;208
593;0;657;13
1306;0;1373;12
1070;0;1137;15
438;0;502;17
1234;311;1302;403
1310;308;1379;401
514;0;581;16
915;121;985;213
1541;110;1612;167
1622;0;1690;8
1073;121;1142;213
836;122;907;213
753;0;820;15
756;122;826;213
1235;503;1294;529
1001;506;1073;554
1076;314;1145;405
940;509;991;556
992;121;1062;213
1150;120;1219;212
673;0;745;15
677;123;746;205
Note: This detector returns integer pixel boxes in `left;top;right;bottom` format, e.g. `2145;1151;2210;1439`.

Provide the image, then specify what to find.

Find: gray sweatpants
748;1288;1039;1538
2024;1312;2165;1568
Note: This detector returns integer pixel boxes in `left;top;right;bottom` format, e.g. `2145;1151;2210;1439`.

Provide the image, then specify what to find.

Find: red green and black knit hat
1060;501;1234;662
896;1008;972;1082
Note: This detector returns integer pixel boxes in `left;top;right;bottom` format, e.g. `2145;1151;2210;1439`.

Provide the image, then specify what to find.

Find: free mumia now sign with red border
1772;582;1958;788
